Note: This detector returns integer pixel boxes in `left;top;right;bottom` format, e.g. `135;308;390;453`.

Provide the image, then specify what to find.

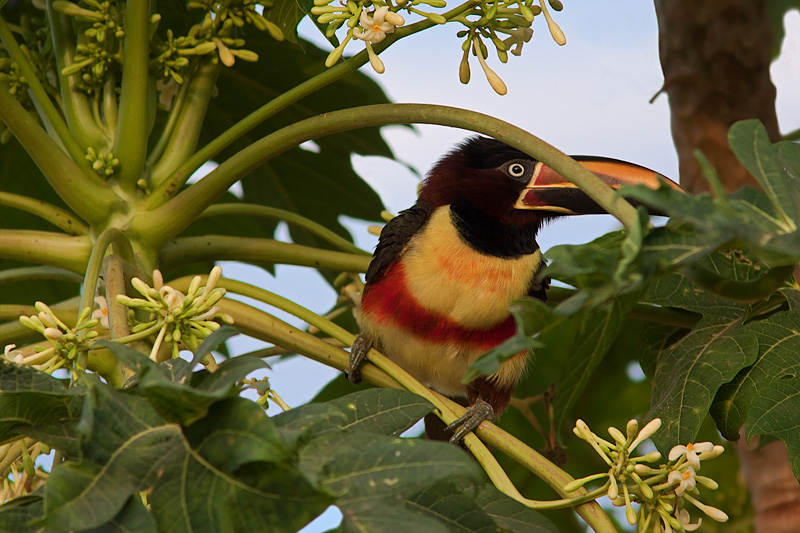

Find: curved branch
159;235;371;273
78;228;136;315
135;104;640;248
0;230;91;273
0;191;89;235
199;204;370;255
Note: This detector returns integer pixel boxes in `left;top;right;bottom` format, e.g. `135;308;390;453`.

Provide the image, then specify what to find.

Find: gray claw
447;399;494;445
346;334;372;384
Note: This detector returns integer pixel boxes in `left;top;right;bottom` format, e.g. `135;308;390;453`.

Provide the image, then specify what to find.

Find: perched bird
347;137;680;442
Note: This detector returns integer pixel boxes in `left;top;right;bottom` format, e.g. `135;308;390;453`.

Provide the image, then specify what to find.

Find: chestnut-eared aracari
347;136;681;443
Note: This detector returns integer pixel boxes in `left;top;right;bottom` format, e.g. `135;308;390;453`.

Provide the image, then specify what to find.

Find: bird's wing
366;203;432;284
527;260;550;302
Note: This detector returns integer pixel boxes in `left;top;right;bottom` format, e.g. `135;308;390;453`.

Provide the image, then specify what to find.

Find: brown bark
654;0;781;193
655;1;800;530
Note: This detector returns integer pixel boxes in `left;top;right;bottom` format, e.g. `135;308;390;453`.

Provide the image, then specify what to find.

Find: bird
346;136;681;443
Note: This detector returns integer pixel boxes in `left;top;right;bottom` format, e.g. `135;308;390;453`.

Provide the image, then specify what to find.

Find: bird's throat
450;202;541;258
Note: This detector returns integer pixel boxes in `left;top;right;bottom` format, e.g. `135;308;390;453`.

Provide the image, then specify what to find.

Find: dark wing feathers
366;202;432;283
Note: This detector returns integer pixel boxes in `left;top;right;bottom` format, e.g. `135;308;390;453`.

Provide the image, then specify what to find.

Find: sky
222;3;800;531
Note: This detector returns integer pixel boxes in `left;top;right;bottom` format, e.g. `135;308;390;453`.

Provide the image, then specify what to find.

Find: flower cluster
53;0;125;94
7;302;100;373
567;418;728;532
85;146;119;177
311;0;565;92
117;266;234;360
311;1;408;74
151;0;283;84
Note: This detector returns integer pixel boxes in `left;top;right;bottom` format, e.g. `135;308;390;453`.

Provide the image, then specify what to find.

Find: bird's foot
446;399;494;445
345;334;372;384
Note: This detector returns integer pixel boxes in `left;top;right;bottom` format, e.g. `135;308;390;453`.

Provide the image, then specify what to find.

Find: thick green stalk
200;204;369;255
0;192;89;235
159;236;370;273
147;61;221;186
136;104;640;247
45;0;108;147
144;1;476;208
113;0;151;194
0;230;91;273
0;84;117;226
0;16;97;176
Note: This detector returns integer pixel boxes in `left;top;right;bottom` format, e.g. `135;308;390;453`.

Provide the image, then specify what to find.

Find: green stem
45;0;108;147
0;266;83;286
0;230;91;273
147;61;220;187
146;2;475;209
200;204;369;255
137;104;640;247
0;191;89;235
102;73;119;132
168;276;614;530
0;84;117;226
112;0;151;194
159;236;371;273
0;15;97;176
78;228;136;315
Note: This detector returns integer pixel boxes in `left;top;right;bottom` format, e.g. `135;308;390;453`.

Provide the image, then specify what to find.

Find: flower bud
44;327;63;341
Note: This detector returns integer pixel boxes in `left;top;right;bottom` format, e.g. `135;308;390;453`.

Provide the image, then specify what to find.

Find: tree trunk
654;0;780;193
655;1;800;530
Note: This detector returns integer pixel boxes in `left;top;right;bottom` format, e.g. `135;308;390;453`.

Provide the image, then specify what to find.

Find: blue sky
223;3;800;530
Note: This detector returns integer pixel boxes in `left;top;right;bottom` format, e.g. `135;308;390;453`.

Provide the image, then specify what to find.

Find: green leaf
0;362;82;442
183;398;290;472
729;120;800;233
746;376;800;478
405;481;497;533
473;484;557;533
328;389;433;436
96;336;267;425
40;378;328;531
0;495;44;533
643;274;759;450
549;294;637;432
712;289;800;448
266;0;314;44
83;495;157;533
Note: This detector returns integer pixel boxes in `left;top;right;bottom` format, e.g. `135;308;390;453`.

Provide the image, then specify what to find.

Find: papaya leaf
327;388;433;436
0;362;82;443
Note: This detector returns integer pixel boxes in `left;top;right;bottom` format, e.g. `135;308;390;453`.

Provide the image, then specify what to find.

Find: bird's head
418;136;682;226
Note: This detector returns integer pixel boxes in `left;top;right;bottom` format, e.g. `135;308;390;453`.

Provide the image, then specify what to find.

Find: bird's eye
507;163;526;178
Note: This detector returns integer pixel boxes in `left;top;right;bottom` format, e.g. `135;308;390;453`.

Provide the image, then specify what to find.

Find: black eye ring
507;163;526;178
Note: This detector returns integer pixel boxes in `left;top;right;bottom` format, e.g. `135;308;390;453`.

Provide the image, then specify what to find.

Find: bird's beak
514;157;683;215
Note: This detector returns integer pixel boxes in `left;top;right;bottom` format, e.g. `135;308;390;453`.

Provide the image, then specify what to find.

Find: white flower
678;509;702;531
669;442;714;468
667;466;696;495
353;7;403;44
92;295;110;329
